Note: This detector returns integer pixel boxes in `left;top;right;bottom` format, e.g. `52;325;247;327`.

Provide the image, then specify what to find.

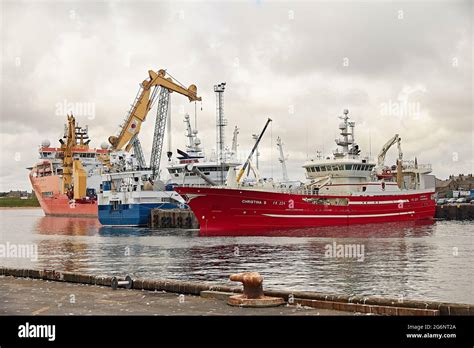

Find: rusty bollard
227;272;284;307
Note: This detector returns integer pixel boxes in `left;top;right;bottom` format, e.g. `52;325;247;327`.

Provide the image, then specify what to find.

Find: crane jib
107;69;202;175
237;118;272;183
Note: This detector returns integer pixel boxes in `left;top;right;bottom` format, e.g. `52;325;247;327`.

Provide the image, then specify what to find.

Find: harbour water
1;208;472;304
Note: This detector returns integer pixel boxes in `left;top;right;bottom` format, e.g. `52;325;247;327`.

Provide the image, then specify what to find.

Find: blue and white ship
98;168;185;226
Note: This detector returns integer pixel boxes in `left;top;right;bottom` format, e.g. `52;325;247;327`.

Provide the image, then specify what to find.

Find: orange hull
30;174;97;217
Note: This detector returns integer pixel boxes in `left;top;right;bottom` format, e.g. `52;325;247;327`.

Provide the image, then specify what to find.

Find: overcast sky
0;0;472;191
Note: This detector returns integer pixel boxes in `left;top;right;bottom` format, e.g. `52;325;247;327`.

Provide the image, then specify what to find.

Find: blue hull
98;203;180;226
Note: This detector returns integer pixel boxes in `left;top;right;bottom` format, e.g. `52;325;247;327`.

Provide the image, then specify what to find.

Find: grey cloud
0;0;472;191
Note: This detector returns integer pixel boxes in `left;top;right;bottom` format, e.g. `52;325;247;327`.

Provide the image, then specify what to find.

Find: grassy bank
0;196;40;207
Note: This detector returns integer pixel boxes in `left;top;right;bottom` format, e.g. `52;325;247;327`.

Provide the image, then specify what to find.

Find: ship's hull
175;187;436;236
98;203;180;226
30;175;97;217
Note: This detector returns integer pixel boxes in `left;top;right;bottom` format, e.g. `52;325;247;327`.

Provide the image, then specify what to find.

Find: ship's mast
214;82;227;163
276;136;289;182
214;82;227;183
184;114;194;149
335;109;352;153
182;113;202;156
334;109;359;158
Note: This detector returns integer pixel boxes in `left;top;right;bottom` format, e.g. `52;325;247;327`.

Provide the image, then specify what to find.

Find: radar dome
339;122;346;129
100;142;109;150
41;139;51;147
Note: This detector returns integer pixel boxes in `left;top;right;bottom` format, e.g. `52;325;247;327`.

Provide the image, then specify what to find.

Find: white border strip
348;199;409;205
262;211;416;219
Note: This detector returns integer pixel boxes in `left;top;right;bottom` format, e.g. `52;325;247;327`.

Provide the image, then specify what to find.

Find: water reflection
34;214;435;239
1;209;471;304
225;220;436;238
35;216;100;236
98;226;199;238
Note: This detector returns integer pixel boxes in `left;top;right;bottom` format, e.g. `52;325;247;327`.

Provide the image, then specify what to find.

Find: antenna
270;121;273;179
194;101;198;130
276;136;289;182
369;129;372;160
167;100;172;159
231;126;239;155
306;119;309;160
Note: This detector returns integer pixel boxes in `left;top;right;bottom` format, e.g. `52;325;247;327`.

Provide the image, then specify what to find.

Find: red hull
30;174;97;217
175;187;436;236
36;194;97;217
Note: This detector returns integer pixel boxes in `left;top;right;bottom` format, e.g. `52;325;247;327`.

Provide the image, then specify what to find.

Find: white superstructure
32;125;108;192
166;114;241;186
302;109;432;195
99;170;184;207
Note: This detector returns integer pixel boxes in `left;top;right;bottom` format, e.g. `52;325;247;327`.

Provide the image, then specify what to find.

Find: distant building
0;190;34;199
436;174;474;198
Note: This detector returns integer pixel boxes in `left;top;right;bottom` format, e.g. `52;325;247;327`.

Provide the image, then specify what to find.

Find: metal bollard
227;272;284;307
229;272;264;299
111;275;133;290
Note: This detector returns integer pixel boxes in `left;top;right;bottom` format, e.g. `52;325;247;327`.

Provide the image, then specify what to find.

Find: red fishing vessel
175;110;436;235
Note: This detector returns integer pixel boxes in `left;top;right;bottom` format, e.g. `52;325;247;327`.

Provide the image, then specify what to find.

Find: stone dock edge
1;267;472;316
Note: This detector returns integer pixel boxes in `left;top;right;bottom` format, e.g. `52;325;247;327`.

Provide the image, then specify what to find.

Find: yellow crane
61;115;76;192
108;69;202;156
60;114;88;199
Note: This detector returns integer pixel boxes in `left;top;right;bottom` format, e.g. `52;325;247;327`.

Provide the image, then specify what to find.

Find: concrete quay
1;267;472;316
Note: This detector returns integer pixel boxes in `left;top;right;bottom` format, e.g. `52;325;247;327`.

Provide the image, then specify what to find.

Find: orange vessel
29;115;109;217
